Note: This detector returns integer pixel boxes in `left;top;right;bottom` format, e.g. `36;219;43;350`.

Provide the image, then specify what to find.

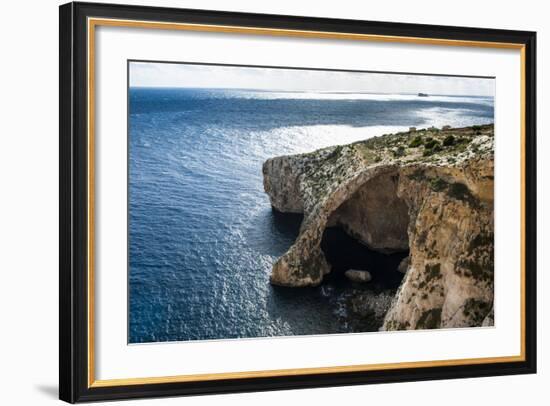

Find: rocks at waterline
262;124;495;330
344;269;372;283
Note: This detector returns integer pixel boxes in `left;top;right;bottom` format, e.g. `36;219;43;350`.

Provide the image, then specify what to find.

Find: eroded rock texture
263;125;494;329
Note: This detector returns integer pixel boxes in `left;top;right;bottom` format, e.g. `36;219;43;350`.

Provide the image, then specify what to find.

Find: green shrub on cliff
393;145;406;157
326;145;343;161
409;135;423;148
422;138;442;157
424;139;439;149
443;135;455;146
429;177;448;192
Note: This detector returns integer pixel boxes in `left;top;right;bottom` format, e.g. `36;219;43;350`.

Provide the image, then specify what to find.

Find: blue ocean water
128;88;494;343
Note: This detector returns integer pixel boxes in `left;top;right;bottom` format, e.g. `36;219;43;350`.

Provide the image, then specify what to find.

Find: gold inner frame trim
87;17;527;388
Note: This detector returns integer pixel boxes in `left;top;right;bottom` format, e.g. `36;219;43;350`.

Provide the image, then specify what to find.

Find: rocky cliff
263;125;494;330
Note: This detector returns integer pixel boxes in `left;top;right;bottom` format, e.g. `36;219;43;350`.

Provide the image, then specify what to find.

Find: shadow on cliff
244;208;304;258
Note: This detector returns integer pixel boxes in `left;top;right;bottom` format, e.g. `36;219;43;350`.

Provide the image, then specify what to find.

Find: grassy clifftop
353;124;493;166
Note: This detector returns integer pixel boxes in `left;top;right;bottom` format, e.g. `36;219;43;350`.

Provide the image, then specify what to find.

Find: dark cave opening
320;226;408;290
270;209;303;236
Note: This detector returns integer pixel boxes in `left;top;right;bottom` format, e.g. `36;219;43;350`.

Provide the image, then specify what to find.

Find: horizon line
127;86;493;98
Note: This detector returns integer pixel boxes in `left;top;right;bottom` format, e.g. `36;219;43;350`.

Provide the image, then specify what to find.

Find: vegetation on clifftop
353;123;493;167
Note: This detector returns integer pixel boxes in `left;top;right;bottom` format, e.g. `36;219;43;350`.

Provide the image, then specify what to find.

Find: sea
128;87;494;343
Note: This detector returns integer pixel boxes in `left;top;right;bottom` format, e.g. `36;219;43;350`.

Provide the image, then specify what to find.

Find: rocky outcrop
397;256;410;273
382;158;494;330
345;269;372;283
263;154;305;213
263;125;494;329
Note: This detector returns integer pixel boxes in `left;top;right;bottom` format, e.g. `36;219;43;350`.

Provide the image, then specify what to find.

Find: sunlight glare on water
128;88;494;343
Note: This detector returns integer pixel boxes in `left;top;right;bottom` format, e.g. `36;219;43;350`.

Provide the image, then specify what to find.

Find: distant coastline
129;85;492;98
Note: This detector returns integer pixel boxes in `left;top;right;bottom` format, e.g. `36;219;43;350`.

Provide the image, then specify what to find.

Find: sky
129;61;495;97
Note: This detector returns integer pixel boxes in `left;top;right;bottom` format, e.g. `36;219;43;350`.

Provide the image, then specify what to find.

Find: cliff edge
263;125;494;330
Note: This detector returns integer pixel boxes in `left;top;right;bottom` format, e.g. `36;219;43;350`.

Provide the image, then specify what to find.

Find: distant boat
418;92;429;97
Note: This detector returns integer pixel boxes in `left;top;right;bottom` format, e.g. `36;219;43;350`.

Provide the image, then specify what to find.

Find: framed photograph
59;2;537;403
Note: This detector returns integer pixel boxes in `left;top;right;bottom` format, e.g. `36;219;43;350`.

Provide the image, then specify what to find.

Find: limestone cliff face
382;158;494;330
263;125;494;329
263;154;305;213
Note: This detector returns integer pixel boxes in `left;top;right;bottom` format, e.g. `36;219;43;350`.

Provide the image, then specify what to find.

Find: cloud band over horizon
129;61;495;97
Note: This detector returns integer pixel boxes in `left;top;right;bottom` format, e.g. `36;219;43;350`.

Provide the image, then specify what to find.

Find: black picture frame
60;1;537;403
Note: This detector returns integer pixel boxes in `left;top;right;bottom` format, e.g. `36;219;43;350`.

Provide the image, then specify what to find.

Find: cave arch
326;170;410;254
320;170;410;287
270;165;413;287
